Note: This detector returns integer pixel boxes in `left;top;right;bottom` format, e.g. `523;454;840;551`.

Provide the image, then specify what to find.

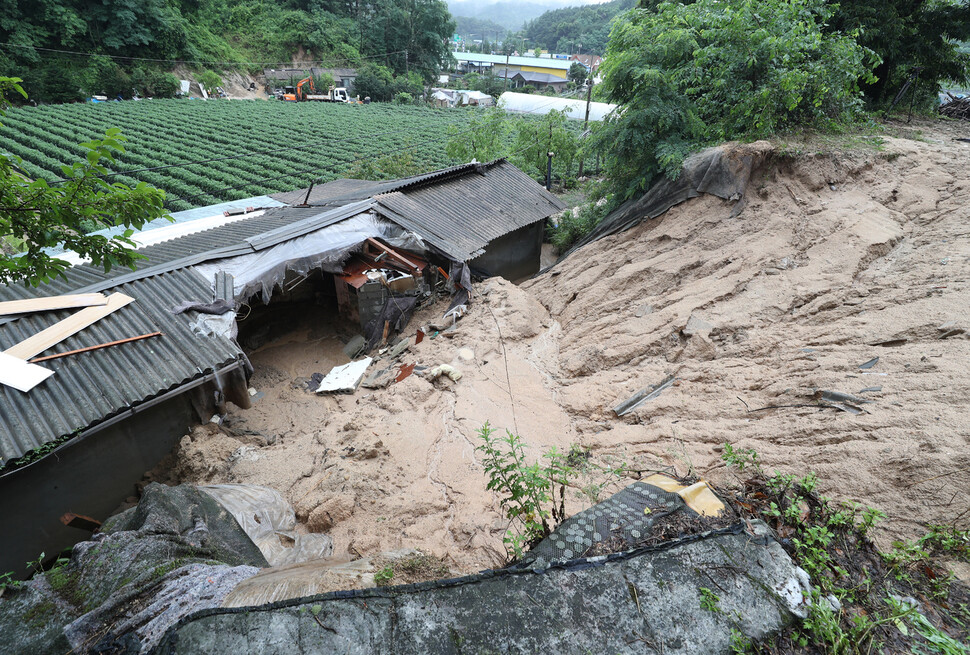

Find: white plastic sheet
200;483;334;566
314;357;372;393
193;213;426;303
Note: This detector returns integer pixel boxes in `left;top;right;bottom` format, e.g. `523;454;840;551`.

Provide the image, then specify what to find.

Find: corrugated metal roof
374;161;566;261
270;162;490;208
0;268;244;466
0;161;563;466
0;206;349;306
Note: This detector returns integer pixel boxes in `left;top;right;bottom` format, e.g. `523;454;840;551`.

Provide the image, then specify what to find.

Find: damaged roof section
0;159;562;465
0;269;244;466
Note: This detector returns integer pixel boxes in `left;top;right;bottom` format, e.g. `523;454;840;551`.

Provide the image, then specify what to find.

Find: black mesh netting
520;481;711;570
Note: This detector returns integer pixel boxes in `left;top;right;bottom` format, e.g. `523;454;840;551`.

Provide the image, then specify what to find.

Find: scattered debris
858;386;883;394
682;314;715;337
343;335;366;359
59;512;101;532
426;364;462;382
395;363;416;383
816;389;870;414
387;338;410;359
201;484;334;566
314;358;373;393
939;96;970;119
858;356;879;369
613;375;676;416
869;338;907;347
938;321;965;339
643;474;726;517
361;366;396;389
634;304;653;317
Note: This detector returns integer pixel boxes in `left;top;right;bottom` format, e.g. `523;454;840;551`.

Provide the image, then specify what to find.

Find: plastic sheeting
498;91;618;122
562;141;773;258
193;212;426;303
314;357;372;393
200;484;334;566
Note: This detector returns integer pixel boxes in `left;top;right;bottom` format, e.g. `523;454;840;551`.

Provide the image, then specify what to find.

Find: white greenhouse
497;92;618;122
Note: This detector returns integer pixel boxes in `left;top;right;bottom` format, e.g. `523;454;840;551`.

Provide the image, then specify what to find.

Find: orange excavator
281;77;314;102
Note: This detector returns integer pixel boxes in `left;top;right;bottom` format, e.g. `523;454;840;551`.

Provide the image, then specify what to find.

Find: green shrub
596;0;880;200
197;70;222;94
548;201;609;253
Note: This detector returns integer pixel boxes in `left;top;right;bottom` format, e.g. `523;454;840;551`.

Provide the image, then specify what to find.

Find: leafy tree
828;0;970;106
523;0;636;54
197;70;222;93
445;108;510;163
0;78;168;286
567;62;588;84
344;143;421;179
511;109;580;186
594;0;878;201
354;63;395;101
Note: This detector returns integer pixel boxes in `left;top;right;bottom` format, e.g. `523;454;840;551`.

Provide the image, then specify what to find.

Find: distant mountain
523;0;636;55
454;16;509;42
448;0;576;31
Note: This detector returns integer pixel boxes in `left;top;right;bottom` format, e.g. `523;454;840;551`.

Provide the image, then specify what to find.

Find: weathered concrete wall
156;524;808;655
0;394;200;577
471;221;544;281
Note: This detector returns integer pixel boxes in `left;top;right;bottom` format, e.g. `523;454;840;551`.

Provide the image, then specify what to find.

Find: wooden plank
366;238;422;273
0;293;107;317
4;293;135;360
29;332;163;363
0;352;54;392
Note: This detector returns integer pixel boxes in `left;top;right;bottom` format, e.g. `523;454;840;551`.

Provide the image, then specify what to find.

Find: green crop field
0;100;473;212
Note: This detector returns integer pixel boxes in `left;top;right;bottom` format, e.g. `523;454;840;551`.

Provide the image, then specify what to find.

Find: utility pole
578;76;593;178
546;122;554;191
505;51;510;91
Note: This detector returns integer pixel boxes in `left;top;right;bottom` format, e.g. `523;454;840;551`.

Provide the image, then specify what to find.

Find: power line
0;41;408;68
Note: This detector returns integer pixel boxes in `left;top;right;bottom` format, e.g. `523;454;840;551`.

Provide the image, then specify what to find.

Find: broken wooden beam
366;238;421;273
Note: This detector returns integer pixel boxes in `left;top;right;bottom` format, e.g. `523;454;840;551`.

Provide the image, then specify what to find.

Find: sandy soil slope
159;119;970;574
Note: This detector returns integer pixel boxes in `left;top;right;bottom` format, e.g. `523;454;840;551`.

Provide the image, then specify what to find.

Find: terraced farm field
0;100;473;211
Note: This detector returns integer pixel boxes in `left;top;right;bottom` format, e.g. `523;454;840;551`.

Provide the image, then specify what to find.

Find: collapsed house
0;159;564;574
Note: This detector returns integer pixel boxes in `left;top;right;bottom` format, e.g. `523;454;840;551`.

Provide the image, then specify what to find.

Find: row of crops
0;100;474;211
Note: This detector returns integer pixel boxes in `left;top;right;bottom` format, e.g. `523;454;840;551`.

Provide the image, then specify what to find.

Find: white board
4;292;135;360
0;293;107;317
0;352;54;392
314;357;372;393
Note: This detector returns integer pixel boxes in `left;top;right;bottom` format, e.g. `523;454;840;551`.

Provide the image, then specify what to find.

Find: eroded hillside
162;119;970;576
